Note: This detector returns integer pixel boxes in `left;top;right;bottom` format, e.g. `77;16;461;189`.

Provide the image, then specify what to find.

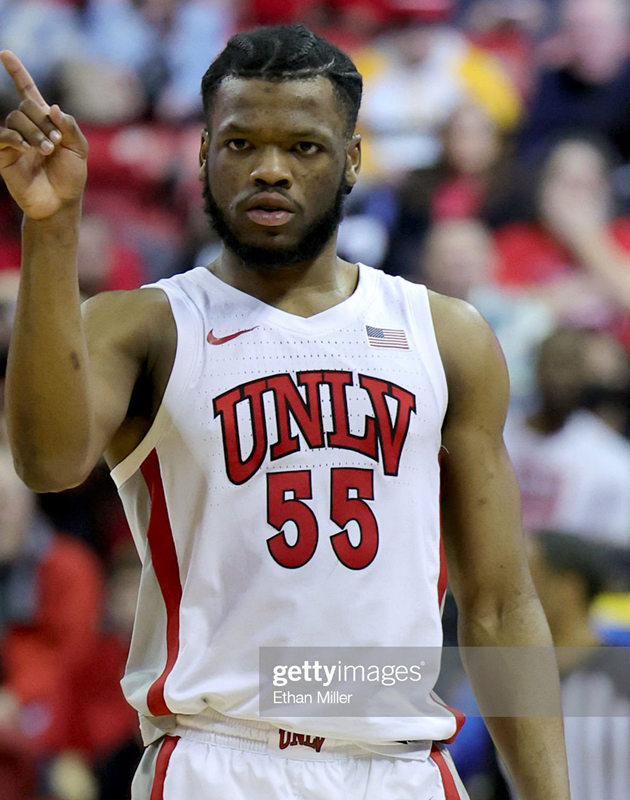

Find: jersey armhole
405;283;449;424
110;284;202;488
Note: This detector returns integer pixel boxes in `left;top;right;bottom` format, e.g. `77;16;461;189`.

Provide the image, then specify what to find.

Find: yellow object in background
458;45;522;131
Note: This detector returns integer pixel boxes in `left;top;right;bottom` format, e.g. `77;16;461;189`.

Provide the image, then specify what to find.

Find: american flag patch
365;325;409;350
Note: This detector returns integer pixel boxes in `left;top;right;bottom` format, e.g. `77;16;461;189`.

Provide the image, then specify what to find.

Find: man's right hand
0;50;88;220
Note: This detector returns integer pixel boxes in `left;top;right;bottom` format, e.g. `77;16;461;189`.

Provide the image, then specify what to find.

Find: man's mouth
243;192;295;226
245;208;294;226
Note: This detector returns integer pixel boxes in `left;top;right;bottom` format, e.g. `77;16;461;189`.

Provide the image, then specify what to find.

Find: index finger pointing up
0;50;48;109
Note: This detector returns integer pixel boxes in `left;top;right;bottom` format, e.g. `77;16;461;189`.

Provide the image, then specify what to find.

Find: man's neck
209;244;359;317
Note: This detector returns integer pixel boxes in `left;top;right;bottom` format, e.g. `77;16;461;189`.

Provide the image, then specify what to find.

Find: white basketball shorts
131;711;469;799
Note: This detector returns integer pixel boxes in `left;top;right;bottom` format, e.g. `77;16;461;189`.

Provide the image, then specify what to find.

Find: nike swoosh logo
207;326;259;345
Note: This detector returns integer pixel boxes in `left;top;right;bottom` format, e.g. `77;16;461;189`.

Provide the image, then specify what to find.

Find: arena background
1;1;629;798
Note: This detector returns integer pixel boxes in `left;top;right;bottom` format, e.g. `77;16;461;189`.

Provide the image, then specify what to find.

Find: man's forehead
209;75;345;131
217;74;336;103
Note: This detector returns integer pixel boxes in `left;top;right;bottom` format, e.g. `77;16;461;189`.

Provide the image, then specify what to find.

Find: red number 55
266;468;379;570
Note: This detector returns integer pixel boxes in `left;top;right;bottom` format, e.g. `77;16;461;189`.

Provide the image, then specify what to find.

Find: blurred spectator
243;0;320;27
314;1;390;54
0;270;18;350
0;441;104;763
357;5;522;177
0;414;138;799
504;325;630;546
420;216;498;297
529;529;610;654
0;0;83;111
415;218;554;400
78;122;192;282
77;213;147;297
0;205;21;274
66;548;142;799
580;327;630;437
510;531;630;800
495;137;630;346
519;0;630;161
451;529;630;799
57;57;146;127
464;0;547;98
70;0;235;123
385;100;526;273
47;751;98;800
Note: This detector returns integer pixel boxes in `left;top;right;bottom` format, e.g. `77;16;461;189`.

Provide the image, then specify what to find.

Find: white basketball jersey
112;264;462;746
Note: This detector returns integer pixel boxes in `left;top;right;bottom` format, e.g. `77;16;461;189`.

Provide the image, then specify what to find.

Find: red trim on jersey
437;449;448;609
437;536;448;608
430;743;463;799
436;451;465;744
432;692;466;744
140;449;183;716
150;735;179;800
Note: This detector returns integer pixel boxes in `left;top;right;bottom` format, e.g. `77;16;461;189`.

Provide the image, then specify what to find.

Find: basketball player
0;25;569;800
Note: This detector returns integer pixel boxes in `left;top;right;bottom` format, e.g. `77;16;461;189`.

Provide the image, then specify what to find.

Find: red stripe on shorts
150;735;179;800
430;743;463;799
140;449;183;716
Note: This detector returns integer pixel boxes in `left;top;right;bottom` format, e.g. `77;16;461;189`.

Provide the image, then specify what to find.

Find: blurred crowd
1;0;630;798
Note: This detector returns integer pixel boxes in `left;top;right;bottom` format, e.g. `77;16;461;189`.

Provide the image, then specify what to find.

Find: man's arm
431;293;570;800
0;52;168;491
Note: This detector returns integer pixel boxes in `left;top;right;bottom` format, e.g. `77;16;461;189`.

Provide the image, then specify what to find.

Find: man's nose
250;147;292;188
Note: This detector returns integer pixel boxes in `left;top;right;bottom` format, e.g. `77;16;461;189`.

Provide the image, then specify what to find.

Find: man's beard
202;172;348;268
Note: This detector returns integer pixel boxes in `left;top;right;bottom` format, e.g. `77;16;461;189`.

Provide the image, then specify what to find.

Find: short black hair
201;24;362;137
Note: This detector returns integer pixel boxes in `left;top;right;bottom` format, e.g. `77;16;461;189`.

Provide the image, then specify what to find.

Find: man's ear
199;128;209;179
344;133;361;194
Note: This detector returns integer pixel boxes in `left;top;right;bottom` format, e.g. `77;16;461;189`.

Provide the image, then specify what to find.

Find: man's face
200;76;360;268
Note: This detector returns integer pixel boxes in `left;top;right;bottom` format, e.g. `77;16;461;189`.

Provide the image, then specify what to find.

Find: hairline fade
201;24;363;139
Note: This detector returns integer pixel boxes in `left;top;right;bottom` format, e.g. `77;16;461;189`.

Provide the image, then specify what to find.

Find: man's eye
227;139;250;151
294;142;321;155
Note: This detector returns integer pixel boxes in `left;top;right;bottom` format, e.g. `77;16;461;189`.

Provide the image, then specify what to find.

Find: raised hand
0;50;88;220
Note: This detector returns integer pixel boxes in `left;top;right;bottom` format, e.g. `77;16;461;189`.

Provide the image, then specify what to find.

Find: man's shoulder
427;291;509;416
82;264;207;315
82;285;174;342
427;291;499;367
369;278;494;364
82;284;171;314
427;289;479;321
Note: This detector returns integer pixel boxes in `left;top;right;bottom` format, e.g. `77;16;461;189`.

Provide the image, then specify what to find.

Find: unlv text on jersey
213;370;417;485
